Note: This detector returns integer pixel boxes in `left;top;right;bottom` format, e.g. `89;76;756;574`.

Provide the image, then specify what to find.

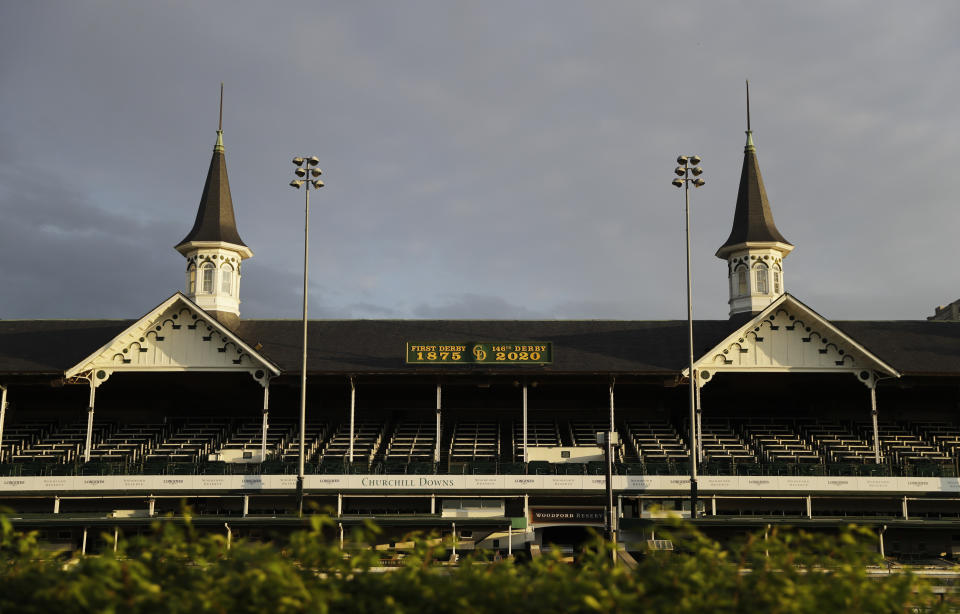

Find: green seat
528;461;554;475
260;460;286;474
447;462;469;475
499;462;525;475
169;462;197;475
320;460;344;474
587;461;606;475
201;461;228;475
381;461;408;474
470;461;497;475
560;463;585;475
408;462;435;475
142;459;168;475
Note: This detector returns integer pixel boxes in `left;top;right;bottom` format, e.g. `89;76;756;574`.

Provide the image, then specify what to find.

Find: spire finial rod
219;82;224;132
746;79;751;132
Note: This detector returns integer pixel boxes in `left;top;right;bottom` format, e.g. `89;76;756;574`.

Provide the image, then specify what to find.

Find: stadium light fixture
290;155;324;518
672;154;705;520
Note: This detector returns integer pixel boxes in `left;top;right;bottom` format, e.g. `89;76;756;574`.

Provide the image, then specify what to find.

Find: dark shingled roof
716;133;791;255
4;319;960;378
174;134;247;250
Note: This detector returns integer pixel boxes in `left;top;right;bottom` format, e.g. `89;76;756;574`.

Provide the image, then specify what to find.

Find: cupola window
755;264;769;294
773;268;781;295
221;264;233;295
187;264;197;295
736;265;748;296
200;262;215;294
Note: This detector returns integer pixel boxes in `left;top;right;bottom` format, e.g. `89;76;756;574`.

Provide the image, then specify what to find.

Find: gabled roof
716;131;792;258
6;314;960;378
174;131;249;255
690;293;899;381
63;293;279;380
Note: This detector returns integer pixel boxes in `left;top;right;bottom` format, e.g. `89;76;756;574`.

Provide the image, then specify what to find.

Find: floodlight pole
290;157;324;518
673;156;705;520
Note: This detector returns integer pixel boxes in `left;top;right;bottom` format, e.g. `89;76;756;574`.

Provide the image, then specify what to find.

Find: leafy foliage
0;513;952;613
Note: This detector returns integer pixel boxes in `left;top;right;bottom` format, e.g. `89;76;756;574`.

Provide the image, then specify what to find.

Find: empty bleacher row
1;414;960;477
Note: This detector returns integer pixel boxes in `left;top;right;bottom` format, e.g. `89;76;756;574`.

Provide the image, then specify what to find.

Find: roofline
689;293;900;378
715;240;795;260
64;292;280;379
174;240;253;259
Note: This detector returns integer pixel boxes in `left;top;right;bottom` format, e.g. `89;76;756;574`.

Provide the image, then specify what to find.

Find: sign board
405;342;553;364
530;507;605;525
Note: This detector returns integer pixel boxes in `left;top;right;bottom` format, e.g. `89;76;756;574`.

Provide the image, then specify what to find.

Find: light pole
672;155;704;519
290;156;323;518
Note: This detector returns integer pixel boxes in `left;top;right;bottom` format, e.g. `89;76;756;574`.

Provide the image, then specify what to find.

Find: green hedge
0;514;952;613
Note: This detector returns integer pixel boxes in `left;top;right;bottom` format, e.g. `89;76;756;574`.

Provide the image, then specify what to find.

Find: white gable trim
688;293;898;385
64;292;280;384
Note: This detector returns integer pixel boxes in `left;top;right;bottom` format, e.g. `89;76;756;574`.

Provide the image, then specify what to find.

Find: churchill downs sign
406;342;553;365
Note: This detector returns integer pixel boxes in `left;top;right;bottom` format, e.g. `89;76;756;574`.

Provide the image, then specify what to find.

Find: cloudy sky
1;2;957;322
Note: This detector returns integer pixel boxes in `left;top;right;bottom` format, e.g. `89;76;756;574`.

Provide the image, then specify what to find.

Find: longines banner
1;475;959;494
405;342;553;364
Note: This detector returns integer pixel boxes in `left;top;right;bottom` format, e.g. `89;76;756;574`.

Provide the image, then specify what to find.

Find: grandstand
3;115;960;561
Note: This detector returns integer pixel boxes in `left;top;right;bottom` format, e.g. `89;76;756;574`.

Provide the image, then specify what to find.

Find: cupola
174;87;252;325
716;84;793;318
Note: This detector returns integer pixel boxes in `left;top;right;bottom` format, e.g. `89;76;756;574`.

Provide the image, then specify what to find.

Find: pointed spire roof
175;86;250;256
716;84;792;258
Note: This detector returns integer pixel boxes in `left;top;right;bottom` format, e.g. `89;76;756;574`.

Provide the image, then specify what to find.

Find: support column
522;381;528;464
148;497;155;517
435;382;442;465
81;528;88;556
339;523;344;550
507;523;512;556
870;382;881;464
337;493;342;516
53;497;60;514
451;522;457;559
0;385;7;463
902;496;909;520
261;381;270;462
348;376;356;464
711;495;717;516
243;495;250;517
879;525;887;559
695;374;703;464
84;380;96;463
806;495;812;519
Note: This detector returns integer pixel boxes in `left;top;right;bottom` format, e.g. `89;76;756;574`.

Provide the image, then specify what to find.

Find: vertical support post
523;494;529;521
261;381;270;462
53;497;60;514
430;494;436;514
451;522;457;559
337;493;343;516
81;528;88;556
605;378;616;553
148;496;155;517
435;381;442;465
522;381;528;464
0;385;7;463
806;495;813;518
711;495;717;516
84;380;96;463
297;180;311;518
870;382;881;464
348;376;356;464
339;522;344;550
242;495;249;517
113;527;119;553
879;525;887;559
902;496;909;520
508;523;512;556
224;523;231;551
684;172;699;520
695;375;703;464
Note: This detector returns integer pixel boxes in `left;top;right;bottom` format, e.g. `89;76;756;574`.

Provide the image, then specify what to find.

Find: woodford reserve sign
406;342;553;364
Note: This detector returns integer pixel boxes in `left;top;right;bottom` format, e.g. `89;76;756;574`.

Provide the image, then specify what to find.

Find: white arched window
755;264;769;294
220;264;233;295
200;262;215;294
187;264;197;295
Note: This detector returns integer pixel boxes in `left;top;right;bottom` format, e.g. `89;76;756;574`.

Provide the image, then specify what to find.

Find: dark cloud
1;2;959;322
